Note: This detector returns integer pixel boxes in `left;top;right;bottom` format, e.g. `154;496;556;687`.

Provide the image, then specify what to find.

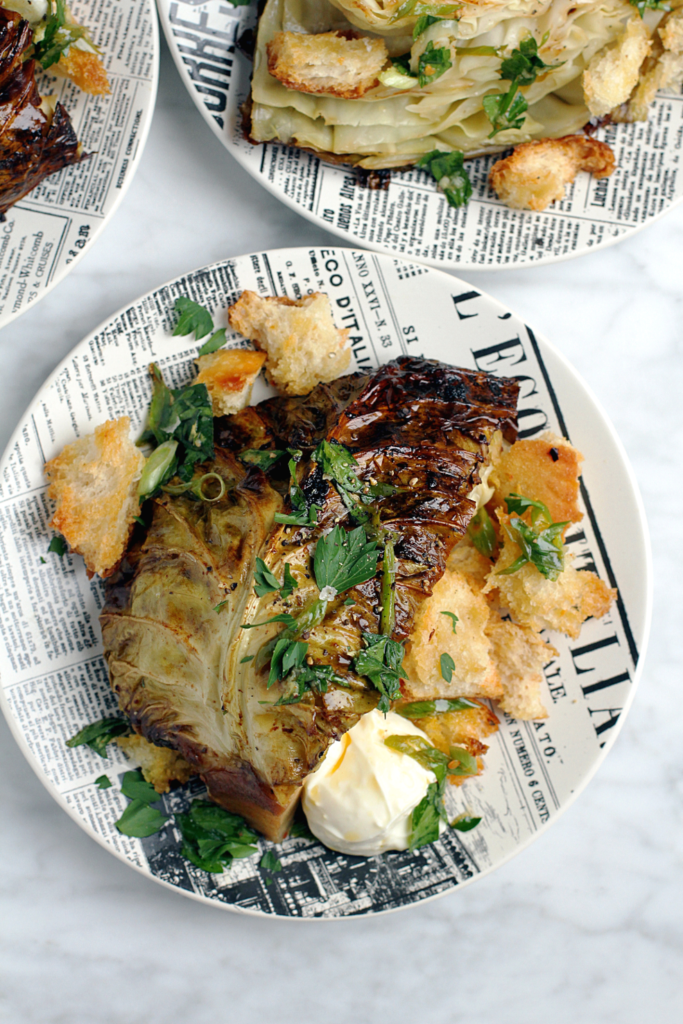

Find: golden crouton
615;10;683;122
416;702;499;784
659;9;683;53
446;533;493;587
403;569;503;702
583;15;651;117
228;291;351;396
267;30;388;99
484;512;616;639
489;136;615;212
195;348;266;416
116;734;194;794
45;417;144;578
490;431;583;527
54;47;110;95
486;614;556;720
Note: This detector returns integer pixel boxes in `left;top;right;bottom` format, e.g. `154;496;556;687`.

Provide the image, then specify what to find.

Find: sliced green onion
138;439;178;498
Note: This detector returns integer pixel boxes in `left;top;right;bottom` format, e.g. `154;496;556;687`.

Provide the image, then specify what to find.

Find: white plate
0;246;651;918
0;0;158;329
157;0;683;271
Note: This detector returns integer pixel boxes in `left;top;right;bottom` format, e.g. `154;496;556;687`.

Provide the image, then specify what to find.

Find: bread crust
267;30;388;99
195;348;266;416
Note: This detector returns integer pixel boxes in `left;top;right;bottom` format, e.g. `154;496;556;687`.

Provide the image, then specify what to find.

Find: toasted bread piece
484;511;616;639
486;614;556;720
267;30;388;99
583;15;651;117
415;702;499;784
195;348;266;416
54;46;110;95
228;291;351;396
403;568;504;702
116;734;195;794
446;533;494;587
45;417;144;578
490;431;583;527
614;10;683;122
489;136;615;212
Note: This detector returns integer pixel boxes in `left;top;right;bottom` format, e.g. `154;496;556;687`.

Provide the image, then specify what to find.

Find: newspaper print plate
0;247;651;918
158;0;682;271
0;0;158;330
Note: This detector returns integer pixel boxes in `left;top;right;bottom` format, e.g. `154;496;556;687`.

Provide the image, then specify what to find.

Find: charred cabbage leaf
102;358;519;841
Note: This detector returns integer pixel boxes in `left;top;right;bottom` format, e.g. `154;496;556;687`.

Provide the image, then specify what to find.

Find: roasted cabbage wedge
102;358;520;841
0;7;84;218
249;0;635;167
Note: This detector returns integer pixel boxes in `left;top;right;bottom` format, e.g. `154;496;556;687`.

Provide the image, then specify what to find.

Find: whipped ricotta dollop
301;709;437;856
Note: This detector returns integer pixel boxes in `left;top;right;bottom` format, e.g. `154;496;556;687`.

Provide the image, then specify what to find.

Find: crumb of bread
54;47;110;95
415;703;499;784
486;614;556;720
484;511;616;639
490;431;584;526
403;569;503;701
615;10;683;122
195;348;266;416
489;136;615;212
227;291;351;396
267;30;388;99
116;734;194;794
45;417;144;578
659;9;683;53
583;15;651;117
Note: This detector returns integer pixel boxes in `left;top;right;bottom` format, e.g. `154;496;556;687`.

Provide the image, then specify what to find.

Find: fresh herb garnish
440;652;455;682
254;557;281;598
467;506;498;558
314;524;380;596
47;535;67;557
172;296;213;340
33;0;91;71
397;697;478;718
629;0;670;14
451;813;481;832
499;35;561;86
280;564;298;601
417;41;452;86
176;799;258;873
441;611;458;633
66;716;131;758
313;440;362;494
197;330;228;357
262;663;349;706
268;637;308;688
120;769;159;803
417;150;472;208
274;506;319;527
483;35;562;137
384;735;478;848
499;493;568;580
289;815;315;841
482;87;528;137
115;770;169;839
95;774;112;789
414;14;442;38
260;850;282;873
241;612;297;630
240;655;254;664
238;449;286;472
354;632;406;714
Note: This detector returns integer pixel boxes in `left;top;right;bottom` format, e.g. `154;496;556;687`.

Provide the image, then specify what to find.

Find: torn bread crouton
489;136;615;212
614;10;683;122
483;512;616;639
45;417;144;578
490;431;583;527
267;30;388;99
54;46;110;95
195;348;266;416
583;15;651;117
403;568;503;702
116;734;194;794
486;614;557;720
413;702;499;784
446;533;493;588
228;291;351;396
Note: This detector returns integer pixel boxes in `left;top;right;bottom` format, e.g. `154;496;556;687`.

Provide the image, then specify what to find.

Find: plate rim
156;0;683;273
0;245;654;918
0;0;160;330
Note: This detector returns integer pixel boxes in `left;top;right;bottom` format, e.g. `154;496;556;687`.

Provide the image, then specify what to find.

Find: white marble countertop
1;34;682;1024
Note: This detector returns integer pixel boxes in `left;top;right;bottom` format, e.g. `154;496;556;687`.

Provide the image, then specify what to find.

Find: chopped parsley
260;850;282;874
417;41;452;86
313;524;380;595
440;652;455;683
451;813;482;832
499;493;568;580
176;799;258;873
629;0;670;16
115;770;169;839
483;35;563;137
440;611;458;633
172;296;214;340
414;14;442;38
95;774;112;789
253;557;281;598
33;0;92;71
66;716;131;758
354;632;406;714
47;535;67;557
417;150;472;208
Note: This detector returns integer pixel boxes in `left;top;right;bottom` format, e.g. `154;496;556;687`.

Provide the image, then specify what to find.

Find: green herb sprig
33;0;93;71
176;800;259;872
115;769;169;838
354;632;406;714
499;493;568;580
417;150;473;209
417;41;452;86
483;35;563;137
66;716;131;758
172;296;228;356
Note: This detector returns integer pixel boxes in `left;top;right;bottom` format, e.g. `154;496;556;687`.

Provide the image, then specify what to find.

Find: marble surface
1;33;682;1024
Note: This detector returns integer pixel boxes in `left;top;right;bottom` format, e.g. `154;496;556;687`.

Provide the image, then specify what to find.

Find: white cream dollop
302;709;436;856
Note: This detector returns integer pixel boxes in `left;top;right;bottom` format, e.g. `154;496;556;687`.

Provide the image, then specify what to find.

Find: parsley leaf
176;800;258;873
289;815;315;841
441;611;458;633
314;525;380;595
197;329;227;356
417;41;452;86
33;0;92;71
500;35;562;87
274;506;320;527
410;782;445;848
240;655;254;664
172;297;214;340
440;652;455;682
417;150;472;208
262;663;349;706
280;564;298;601
268;637;308;688
115;800;169;838
260;850;282;873
313;440;363;494
414;14;442;38
451;813;482;832
484;36;562;138
483;86;528;137
397;697;478;718
66;716;131;758
467;506;498;558
499;493;568;581
95;774;112;789
354;632;406;713
47;535;68;557
254;557;280;598
239;449;286;471
120;769;159;804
